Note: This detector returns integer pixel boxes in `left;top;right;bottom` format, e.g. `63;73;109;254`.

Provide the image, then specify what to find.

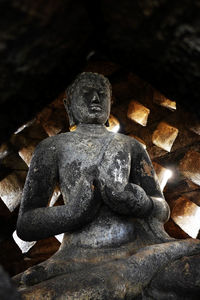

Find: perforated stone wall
0;61;200;276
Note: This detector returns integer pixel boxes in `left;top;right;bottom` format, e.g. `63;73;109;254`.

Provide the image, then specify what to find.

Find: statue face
70;81;111;125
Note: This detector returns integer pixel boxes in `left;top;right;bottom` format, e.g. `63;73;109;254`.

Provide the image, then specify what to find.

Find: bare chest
58;137;131;195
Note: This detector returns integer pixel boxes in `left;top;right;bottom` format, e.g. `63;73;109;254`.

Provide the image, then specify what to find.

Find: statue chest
58;138;131;195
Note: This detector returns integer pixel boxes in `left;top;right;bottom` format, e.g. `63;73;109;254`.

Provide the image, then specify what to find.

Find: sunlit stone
0;173;23;212
152;122;179;152
13;230;36;253
152;162;172;191
179;150;200;186
171;196;200;238
107;114;120;133
153;90;176;111
127;100;150;126
129;134;146;149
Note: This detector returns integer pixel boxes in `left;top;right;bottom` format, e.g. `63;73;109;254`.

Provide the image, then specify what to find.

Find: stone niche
0;60;199;281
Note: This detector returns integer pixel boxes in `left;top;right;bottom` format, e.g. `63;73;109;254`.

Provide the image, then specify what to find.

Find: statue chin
14;72;200;300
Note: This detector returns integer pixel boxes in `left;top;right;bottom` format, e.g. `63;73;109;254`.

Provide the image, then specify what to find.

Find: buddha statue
14;73;200;299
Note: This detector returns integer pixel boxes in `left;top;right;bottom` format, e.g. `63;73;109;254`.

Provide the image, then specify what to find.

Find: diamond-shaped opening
171;196;200;238
152;162;172;191
152;122;179;152
127;100;150;126
153;90;176;111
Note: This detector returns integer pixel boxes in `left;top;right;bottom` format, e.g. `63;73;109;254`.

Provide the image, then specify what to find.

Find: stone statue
14;73;200;299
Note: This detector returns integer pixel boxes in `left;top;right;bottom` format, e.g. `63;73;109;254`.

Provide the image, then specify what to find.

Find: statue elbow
150;197;170;223
16;218;34;242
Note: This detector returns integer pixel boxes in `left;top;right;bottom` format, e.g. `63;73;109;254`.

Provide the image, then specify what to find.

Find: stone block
179;150;200;186
153;90;176;111
152;122;179;152
127;100;150;126
0;172;23;212
171;196;200;238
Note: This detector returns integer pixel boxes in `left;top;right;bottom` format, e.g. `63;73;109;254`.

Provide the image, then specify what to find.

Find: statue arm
129;141;170;222
17;139;100;242
105;140;169;223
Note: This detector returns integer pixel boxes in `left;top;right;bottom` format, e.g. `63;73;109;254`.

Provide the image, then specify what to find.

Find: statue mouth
89;104;102;111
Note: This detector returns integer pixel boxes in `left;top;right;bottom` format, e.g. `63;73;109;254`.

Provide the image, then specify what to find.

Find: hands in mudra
104;183;153;217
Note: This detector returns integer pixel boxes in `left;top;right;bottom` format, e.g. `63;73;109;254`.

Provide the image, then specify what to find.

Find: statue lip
89;104;102;111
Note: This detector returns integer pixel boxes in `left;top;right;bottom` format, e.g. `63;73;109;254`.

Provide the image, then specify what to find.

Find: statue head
64;72;112;127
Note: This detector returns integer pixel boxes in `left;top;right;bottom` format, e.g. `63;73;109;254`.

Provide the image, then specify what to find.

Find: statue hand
105;183;153;217
69;177;102;225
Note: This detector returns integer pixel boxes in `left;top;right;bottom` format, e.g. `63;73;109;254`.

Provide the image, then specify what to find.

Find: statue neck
76;123;108;135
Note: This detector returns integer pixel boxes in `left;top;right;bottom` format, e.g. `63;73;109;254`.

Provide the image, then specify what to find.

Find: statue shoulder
32;133;70;161
114;133;144;151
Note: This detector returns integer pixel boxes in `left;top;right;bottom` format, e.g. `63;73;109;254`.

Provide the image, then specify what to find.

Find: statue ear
63;98;76;127
105;119;109;127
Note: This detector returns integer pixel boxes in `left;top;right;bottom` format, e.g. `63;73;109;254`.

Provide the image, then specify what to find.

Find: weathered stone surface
147;254;200;300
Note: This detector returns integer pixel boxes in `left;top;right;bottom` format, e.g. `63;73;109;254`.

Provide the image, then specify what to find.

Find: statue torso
56;130;136;248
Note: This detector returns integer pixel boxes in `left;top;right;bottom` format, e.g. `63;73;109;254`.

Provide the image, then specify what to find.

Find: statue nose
90;91;100;103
